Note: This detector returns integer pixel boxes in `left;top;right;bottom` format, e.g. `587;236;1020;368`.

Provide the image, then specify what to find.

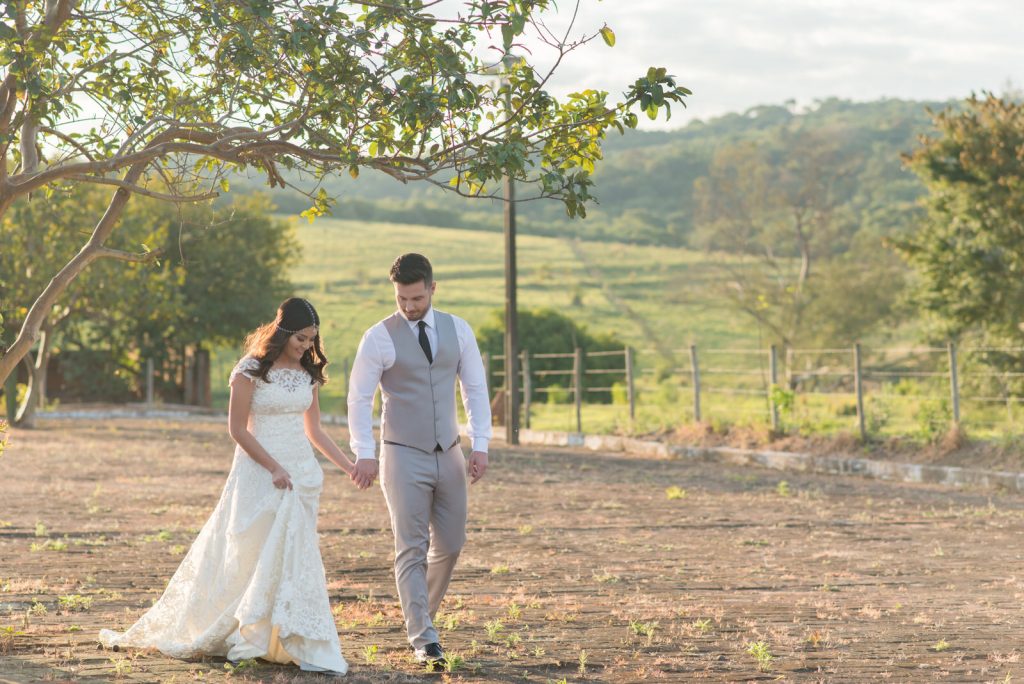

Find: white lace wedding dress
99;356;348;675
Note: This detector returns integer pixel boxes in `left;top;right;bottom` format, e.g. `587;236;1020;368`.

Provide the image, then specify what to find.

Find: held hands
468;451;488;484
271;466;293;490
351;458;379;490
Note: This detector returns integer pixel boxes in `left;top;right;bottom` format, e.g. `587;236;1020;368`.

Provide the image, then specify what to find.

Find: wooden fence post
769;345;779;431
948;341;960;427
146;358;154;406
625;346;635;422
521;349;531;430
854;342;866;440
183;347;194;405
689;344;701;423
196;348;211;407
573;347;583;433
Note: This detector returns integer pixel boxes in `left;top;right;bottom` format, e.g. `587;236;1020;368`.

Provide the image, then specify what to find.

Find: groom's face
394;279;435;321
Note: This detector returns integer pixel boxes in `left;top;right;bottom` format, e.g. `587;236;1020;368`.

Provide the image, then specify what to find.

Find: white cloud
519;0;1024;128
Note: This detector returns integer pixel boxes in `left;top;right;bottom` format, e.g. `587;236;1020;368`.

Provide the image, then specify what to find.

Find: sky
515;0;1024;129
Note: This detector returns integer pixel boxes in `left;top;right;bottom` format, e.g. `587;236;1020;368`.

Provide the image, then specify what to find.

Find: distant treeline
225;97;947;249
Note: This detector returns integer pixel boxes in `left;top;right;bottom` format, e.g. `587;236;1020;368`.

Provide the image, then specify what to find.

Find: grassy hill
212;216;768;414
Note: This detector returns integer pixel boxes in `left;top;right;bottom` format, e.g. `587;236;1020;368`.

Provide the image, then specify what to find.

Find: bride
100;297;357;675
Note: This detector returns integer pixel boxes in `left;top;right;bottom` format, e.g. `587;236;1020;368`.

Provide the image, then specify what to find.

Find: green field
213;216;763;416
205;216;1022;441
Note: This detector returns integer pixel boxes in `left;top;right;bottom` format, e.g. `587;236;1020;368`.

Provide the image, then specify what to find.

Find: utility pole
488;54;520;445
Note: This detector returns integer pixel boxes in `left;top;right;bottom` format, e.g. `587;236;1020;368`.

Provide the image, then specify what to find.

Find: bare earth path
2;418;1024;683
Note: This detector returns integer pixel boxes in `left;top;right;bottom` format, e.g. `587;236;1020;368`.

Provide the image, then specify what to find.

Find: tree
689;128;903;350
0;184;114;423
1;188;297;424
0;0;689;385
477;307;624;403
897;94;1024;343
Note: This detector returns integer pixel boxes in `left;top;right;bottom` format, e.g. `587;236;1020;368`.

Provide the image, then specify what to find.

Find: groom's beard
399;301;431;321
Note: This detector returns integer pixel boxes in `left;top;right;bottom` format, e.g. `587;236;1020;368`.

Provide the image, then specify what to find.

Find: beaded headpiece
276;298;319;334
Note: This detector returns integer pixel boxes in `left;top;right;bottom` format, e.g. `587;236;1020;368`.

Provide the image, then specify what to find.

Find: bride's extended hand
339;457;356;478
271;466;293;490
351;459;378;490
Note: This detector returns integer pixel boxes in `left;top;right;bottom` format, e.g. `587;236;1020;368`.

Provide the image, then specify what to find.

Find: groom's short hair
389;253;433;286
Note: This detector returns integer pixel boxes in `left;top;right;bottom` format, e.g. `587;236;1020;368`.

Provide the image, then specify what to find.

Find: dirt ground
2;418;1024;683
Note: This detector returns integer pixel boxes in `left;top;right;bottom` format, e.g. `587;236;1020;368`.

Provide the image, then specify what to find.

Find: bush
546;383;570;405
51;350;136;403
478;308;626;404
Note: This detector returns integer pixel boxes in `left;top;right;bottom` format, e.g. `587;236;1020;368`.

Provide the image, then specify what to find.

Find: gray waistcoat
380;311;460;453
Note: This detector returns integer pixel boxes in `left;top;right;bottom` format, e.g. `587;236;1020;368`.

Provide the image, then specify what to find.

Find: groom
347;253;491;668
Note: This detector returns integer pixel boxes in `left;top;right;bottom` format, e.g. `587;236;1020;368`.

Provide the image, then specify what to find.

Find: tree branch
66;174;219;203
40;127;96;161
93;245;164;263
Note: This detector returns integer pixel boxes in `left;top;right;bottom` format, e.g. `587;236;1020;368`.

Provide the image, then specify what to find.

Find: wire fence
484;343;1024;439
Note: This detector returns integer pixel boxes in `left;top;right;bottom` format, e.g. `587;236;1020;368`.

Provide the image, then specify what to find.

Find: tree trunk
3;371;17;422
14;356;35;427
15;324;55;428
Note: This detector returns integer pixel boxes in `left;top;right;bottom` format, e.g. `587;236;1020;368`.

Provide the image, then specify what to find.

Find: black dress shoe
414;642;447;670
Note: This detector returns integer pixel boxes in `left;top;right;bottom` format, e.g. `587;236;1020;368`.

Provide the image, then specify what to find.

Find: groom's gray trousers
380;441;468;648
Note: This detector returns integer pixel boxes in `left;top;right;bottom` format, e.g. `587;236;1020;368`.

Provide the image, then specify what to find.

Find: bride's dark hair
242;298;328;384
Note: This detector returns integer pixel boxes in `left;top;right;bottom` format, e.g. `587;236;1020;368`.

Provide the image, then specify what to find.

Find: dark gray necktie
417;320;433;363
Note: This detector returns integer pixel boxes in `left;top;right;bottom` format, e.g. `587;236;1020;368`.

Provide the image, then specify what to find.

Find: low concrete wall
518;429;1024;493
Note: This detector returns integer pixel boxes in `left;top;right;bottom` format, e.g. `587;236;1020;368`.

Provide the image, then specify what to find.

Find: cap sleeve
228;356;262;387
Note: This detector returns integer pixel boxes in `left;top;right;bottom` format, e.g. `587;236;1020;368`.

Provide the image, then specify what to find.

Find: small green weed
1;625;25;655
630;620;658;639
142;529;173;543
485;619;504;641
30;539;67;552
58;594;94;612
109;655;133;676
693;618;712;634
443;651;466;673
746;640;774;672
223;658;258;675
665;486;686;500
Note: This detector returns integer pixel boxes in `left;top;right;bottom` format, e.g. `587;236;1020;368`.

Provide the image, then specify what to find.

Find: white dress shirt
347;307;492;460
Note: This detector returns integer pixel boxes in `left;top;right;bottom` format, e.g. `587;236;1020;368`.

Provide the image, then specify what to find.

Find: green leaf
348;166;359;179
599;26;615;47
218;178;229;193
